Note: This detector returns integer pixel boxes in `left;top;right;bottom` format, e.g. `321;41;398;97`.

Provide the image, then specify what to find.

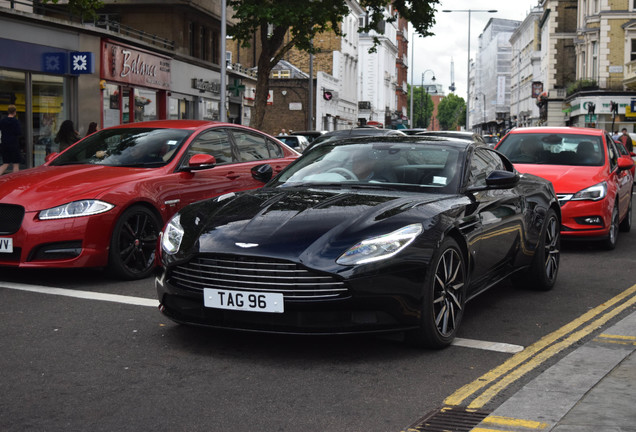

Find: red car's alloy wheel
109;205;161;280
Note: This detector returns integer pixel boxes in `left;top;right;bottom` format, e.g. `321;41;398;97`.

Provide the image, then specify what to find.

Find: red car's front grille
0;204;25;235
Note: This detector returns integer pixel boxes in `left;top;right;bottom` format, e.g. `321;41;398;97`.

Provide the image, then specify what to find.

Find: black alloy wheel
603;203;620;250
406;237;466;349
527;208;560;291
109;205;161;280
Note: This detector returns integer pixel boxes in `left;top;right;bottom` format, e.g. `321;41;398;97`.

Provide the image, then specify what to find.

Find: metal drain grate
405;406;491;432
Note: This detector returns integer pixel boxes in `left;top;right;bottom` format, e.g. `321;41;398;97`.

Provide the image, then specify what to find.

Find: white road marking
1;281;525;353
0;281;158;307
452;337;525;353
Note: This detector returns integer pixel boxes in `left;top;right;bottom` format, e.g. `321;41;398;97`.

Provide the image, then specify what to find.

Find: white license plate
0;238;13;253
203;288;284;313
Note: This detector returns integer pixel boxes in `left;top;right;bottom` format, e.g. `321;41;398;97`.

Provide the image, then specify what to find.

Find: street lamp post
421;69;435;129
442;9;497;131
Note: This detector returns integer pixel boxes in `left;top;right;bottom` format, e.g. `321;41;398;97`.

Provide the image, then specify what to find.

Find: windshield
49;128;192;168
497;133;604;166
270;142;462;193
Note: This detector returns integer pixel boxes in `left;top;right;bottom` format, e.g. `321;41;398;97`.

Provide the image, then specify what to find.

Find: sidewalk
471;310;636;432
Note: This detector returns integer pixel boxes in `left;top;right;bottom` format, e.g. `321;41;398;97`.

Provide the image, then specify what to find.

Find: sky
411;0;541;100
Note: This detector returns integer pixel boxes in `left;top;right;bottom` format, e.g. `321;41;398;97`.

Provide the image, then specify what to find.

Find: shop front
0;30;81;168
170;60;221;121
100;40;170;128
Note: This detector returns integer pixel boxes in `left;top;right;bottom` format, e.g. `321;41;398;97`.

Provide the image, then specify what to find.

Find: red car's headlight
38;200;115;220
571;182;607;202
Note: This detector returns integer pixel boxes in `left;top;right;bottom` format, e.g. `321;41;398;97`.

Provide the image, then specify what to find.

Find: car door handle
225;172;240;180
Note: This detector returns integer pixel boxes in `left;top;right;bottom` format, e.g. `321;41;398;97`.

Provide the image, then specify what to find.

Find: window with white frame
631;39;636;61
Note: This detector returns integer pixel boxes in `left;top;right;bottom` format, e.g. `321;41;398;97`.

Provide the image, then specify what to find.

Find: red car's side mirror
617;156;634;171
184;154;216;171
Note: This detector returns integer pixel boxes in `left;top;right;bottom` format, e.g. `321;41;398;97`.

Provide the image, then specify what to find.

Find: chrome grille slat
168;254;349;300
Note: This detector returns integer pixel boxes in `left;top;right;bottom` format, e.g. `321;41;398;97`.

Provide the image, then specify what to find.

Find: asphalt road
1;210;635;432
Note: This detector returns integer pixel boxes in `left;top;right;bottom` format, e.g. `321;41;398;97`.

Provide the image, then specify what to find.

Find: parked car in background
156;135;560;348
416;130;488;146
304;127;406;152
0;120;298;279
496;126;633;249
276;134;310;152
482;134;500;147
400;128;428;135
289;130;325;143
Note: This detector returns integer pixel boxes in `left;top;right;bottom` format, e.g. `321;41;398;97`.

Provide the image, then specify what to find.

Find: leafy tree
229;0;440;130
407;84;434;128
437;93;465;131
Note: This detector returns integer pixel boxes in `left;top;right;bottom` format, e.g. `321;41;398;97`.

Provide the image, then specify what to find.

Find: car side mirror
485;170;520;188
618;156;634;171
467;170;519;192
182;154;216;171
251;164;273;182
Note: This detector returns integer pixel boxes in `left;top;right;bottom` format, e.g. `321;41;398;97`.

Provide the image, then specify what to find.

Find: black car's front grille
168;254;349;300
0;204;25;234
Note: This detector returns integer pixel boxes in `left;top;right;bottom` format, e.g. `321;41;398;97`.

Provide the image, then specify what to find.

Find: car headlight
161;213;184;255
337;223;423;265
39;200;114;220
571;182;607;201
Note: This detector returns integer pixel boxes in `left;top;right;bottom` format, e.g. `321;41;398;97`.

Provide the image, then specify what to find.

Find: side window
232;130;271;161
468;148;505;188
185;129;236;165
267;139;284;158
607;138;618;171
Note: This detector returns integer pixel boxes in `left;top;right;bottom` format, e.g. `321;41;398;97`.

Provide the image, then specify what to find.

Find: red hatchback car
496;127;633;249
0;120;299;279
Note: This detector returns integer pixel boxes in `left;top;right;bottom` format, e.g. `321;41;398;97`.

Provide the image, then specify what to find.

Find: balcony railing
1;0;174;50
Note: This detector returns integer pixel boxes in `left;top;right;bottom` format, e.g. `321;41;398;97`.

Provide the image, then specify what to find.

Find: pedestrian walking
85;121;98;137
0;104;22;175
54;120;80;152
619;128;633;152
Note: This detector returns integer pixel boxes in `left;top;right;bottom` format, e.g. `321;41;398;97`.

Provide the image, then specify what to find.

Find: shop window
32;74;66;165
103;83;121;128
134;88;158;122
0;70;26;166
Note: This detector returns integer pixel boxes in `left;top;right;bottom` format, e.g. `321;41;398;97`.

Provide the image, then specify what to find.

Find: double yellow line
445;283;636;409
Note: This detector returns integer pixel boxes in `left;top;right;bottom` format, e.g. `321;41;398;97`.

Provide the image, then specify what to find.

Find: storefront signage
192;79;220;94
42;53;68;74
101;40;171;90
70;52;94;74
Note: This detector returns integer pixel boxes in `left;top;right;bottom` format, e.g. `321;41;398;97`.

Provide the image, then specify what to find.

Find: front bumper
155;262;425;335
0;209;116;269
559;197;612;239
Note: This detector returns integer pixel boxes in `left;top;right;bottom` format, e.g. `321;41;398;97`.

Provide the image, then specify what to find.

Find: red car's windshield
497;133;604;167
49;128;193;168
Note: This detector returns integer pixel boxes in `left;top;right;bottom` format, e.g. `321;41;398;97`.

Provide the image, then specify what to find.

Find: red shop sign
101;40;171;90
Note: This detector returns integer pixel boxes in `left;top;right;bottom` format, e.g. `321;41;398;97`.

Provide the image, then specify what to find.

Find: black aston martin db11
156;136;561;348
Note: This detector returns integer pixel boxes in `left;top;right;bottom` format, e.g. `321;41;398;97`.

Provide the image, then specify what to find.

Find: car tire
619;192;632;233
406;237;466;349
108;205;161;280
603;203;620;250
525;208;560;291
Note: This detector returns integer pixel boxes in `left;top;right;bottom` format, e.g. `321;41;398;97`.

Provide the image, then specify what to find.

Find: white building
510;7;543;127
358;7;399;127
471;18;520;133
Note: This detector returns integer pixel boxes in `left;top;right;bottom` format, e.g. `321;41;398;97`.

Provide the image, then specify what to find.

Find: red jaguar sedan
496;127;633;249
0;120;299;279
